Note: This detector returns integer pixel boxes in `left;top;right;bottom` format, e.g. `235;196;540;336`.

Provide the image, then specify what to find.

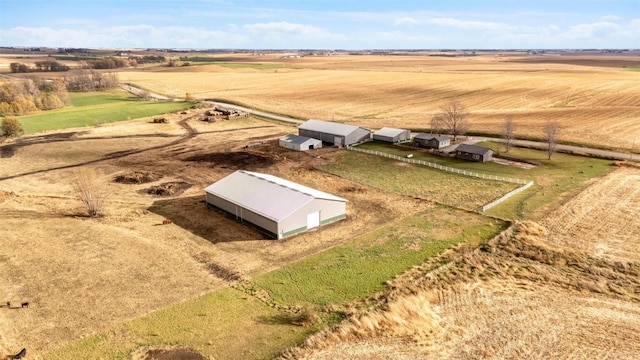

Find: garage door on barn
307;211;320;229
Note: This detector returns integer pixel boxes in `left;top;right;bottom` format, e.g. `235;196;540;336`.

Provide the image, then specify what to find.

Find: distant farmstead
372;127;411;143
204;171;347;239
455;144;494;162
298;119;370;147
413;133;451;149
279;134;322;151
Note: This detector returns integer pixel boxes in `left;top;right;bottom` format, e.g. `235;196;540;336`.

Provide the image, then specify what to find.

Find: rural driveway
120;83;638;162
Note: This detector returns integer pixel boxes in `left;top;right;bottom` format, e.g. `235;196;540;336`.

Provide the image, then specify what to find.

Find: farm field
118;52;640;150
0;51;638;360
16;91;192;134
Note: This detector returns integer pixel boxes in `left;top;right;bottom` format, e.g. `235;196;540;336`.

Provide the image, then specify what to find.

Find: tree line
10;55;167;73
0;70;119;116
10;60;70;73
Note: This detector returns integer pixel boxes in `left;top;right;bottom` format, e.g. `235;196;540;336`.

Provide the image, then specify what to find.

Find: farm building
279;134;322;151
413;133;451;149
298;119;370;147
204;170;348;239
455;144;494;162
372;127;411;143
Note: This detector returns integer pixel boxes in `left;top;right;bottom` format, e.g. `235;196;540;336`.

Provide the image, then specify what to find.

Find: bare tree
436;101;469;142
430;115;442;134
543;120;560;160
502;116;516;153
73;169;109;217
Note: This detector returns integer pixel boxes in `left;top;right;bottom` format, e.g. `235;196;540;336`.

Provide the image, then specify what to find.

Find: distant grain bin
298;119;370;147
204;171;348;239
279;134;322;151
372;127;411;143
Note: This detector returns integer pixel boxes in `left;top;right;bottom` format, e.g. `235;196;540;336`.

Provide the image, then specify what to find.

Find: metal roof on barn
298;119;363;137
280;134;319;145
373;127;408;137
204;171;347;222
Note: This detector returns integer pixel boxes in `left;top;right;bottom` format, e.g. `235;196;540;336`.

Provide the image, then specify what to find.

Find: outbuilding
372;127;411;143
455;144;494;162
413;133;451;149
204;170;347;239
298;119;370;147
279;134;322;151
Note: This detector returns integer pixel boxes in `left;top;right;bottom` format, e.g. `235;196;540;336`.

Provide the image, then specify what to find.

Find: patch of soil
139;348;207;360
0;144;16;158
146;182;192;197
114;171;163;184
339;185;367;193
184;151;277;170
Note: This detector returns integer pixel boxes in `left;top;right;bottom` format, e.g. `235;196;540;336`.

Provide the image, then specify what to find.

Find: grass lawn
322;149;518;211
17;91;192;134
45;288;318;360
352;141;613;219
254;207;506;306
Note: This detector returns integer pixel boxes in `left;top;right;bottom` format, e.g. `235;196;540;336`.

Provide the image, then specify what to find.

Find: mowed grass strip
18;91;192;134
321;149;518;211
44;288;317;360
254;207;507;306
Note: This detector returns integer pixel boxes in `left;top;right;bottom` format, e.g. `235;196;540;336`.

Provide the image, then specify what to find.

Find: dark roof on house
456;144;493;156
414;133;450;141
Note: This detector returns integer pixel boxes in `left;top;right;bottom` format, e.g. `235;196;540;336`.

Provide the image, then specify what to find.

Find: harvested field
120;53;640;149
288;221;640;360
542;165;640;262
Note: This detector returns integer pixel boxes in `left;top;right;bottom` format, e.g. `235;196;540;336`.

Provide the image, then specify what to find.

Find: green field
17;91;192;134
322;149;519;211
350;141;612;219
46;207;505;360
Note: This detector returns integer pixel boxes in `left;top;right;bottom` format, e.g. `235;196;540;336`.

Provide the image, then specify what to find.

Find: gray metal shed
372;127;411;143
279;134;322;151
298;119;370;147
413;133;451;149
204;170;347;239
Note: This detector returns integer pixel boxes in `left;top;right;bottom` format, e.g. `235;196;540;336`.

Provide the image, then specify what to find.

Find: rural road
120;83;638;162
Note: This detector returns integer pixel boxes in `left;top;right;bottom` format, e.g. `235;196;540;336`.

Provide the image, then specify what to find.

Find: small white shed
279;134;322;151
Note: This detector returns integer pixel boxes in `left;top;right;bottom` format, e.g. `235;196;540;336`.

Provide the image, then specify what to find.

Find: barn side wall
205;192;279;238
345;128;371;145
299;129;344;145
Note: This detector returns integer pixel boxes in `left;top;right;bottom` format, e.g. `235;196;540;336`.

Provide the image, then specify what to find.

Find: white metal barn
372;127;411;143
204;170;348;239
298;119;371;147
279;134;323;151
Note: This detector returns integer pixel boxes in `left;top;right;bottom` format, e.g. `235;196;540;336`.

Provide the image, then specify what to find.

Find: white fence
481;181;534;212
345;146;535;213
346;146;530;185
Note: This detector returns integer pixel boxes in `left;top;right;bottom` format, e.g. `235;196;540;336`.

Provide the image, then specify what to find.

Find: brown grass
281;218;640;359
119;53;640;149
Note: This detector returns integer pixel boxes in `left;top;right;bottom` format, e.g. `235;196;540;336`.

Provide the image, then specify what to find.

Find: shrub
1;116;24;137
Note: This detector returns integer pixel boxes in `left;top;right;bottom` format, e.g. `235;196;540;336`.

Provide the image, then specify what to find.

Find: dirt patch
138;347;208;360
0;143;16;158
146;181;192;197
184;151;277;170
114;171;163;184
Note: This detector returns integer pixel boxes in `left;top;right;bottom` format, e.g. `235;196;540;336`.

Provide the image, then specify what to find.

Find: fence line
481;181;534;212
346;146;530;185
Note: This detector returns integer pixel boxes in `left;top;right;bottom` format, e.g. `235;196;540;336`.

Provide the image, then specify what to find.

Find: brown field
118;53;640;149
286;173;640;360
542;165;640;262
0;112;434;356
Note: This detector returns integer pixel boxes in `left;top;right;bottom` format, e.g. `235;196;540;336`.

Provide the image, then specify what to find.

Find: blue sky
0;0;638;49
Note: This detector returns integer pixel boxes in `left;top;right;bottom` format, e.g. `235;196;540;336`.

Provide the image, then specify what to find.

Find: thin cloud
394;17;420;26
428;17;514;32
